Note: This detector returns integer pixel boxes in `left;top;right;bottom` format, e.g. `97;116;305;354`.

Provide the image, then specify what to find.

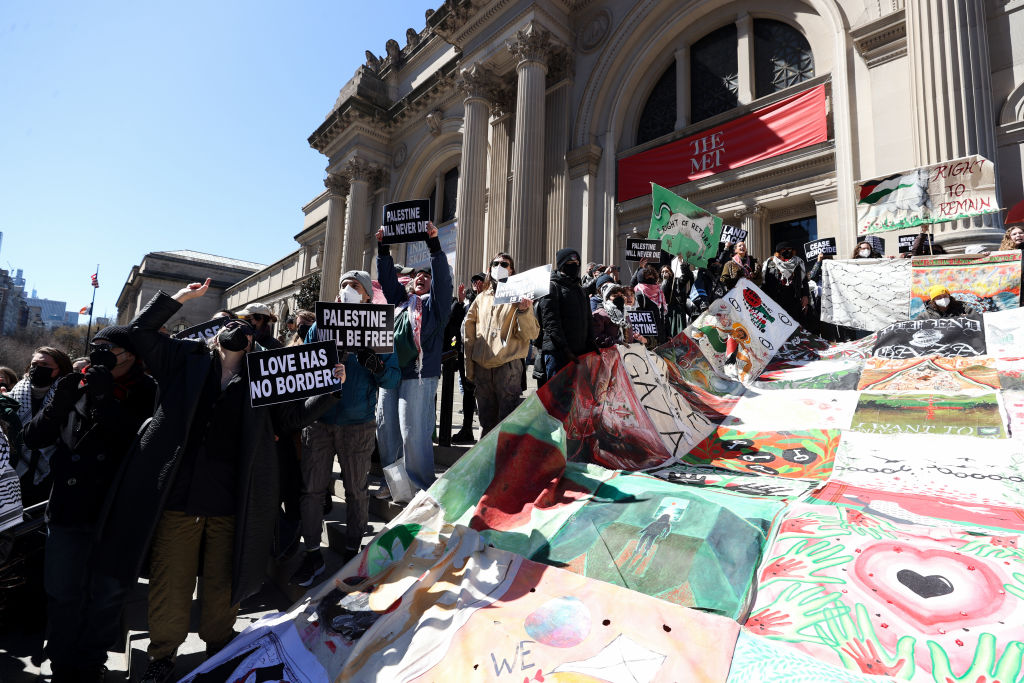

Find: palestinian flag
857;170;922;205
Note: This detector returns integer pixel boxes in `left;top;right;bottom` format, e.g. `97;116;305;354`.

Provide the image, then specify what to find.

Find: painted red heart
853;541;1006;632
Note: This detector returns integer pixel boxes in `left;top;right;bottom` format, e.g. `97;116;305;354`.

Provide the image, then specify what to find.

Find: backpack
393;307;419;368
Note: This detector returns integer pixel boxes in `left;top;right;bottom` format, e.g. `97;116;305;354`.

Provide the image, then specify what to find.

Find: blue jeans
376;385;401;468
399;376;439;491
45;524;132;671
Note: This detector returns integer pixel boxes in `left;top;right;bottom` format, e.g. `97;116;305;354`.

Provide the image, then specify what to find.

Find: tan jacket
463;288;540;382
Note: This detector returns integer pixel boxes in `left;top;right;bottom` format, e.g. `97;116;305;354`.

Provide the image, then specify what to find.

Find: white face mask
934;296;951;308
858;248;872;258
490;265;509;282
341;285;363;304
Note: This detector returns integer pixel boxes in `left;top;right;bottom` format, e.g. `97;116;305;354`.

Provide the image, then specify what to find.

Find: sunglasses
90;343;117;353
249;314;269;322
223;320;256;334
491;260;511;268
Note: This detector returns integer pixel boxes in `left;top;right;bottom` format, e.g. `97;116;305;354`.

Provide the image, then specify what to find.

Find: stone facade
298;0;1023;293
115;250;265;333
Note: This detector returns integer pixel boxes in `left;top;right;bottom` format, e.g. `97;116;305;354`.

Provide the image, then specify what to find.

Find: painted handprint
928;633;1024;683
746;582;844;643
816;603;916;680
1005;570;1024;601
760;556;805;581
745;608;792;637
958;537;1024;561
841;637;908;677
759;537;855;588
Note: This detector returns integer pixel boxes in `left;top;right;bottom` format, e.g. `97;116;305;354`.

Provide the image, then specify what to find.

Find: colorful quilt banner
872;315;986;358
856;155;1000;235
910;250;1022;318
820;258;912;331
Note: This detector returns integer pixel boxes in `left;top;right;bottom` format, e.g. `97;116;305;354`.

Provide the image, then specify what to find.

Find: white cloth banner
820;258;911;331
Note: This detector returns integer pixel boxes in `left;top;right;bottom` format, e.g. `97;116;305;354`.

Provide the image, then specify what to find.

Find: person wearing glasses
237;302;281;350
22;327;157;683
87;280;344;683
462;252;540;435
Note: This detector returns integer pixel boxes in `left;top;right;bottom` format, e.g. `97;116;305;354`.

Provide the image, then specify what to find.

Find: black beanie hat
556;248;580;270
593;273;614;292
93;325;135;354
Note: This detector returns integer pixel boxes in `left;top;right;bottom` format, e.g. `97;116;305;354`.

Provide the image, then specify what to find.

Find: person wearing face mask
592;282;646;348
286;310;316;347
761;241;810;322
919;285;968;319
659;261;693;337
630;263;668;344
462;252;540;435
375;222;452;494
89;280;344;683
7;346;73;506
22;328;156;683
237;303;282;350
289;271;400;586
536;248;598;381
851;241;883;259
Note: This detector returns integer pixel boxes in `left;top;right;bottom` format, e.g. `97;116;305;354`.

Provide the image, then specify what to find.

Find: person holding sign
375;221;452;493
93;280;344;683
592;281;646;348
290;271;400;587
463;251;540;435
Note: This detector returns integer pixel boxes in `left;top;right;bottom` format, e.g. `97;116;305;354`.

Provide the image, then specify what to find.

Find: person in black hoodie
536;248;597;381
23;327;156;683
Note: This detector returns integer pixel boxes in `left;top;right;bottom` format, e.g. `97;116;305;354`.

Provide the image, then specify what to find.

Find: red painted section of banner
617;84;829;201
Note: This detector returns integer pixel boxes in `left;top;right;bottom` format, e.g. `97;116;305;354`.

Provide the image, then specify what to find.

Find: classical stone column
544;56;572;262
906;0;1003;248
733;205;766;260
507;22;553;270
455;63;494;284
736;13;755;105
674;44;690;130
485;109;512;261
567;144;602;264
343;157;374;276
318;173;350;303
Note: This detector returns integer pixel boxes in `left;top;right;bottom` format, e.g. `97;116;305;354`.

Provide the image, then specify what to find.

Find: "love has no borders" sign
247;341;340;407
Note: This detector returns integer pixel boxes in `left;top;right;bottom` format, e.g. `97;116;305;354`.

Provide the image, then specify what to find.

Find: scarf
602;299;631;341
400;293;425;379
769;255;805;285
0;429;22;532
731;254;754;278
634;282;667;313
8;377;57;484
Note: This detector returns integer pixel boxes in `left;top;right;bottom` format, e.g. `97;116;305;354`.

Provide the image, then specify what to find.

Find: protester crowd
0;218;1022;683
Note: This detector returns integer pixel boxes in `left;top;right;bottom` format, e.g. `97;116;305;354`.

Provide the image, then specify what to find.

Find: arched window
690;24;738;123
754;19;814;97
428;165;460;224
636;62;676;145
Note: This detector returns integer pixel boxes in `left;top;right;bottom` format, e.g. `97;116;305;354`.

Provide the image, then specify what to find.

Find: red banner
617;84;828;201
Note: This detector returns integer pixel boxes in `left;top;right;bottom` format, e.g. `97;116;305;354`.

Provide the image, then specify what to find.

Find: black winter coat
537;271;597;363
93;292;338;604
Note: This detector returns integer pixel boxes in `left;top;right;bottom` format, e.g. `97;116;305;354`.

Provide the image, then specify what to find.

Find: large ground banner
909;250;1022;318
820;258;912;330
856;155;999;235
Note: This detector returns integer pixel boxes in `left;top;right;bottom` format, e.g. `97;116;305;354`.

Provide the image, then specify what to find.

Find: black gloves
356;348;384;374
83;364;114;398
49;373;83;415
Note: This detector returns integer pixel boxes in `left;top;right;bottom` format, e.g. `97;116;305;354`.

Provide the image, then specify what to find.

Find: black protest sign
871;314;986;359
247;341;340;408
315;302;395;353
864;235;886;254
899;233;932;254
625;238;662;261
720;225;748;245
494;264;552;305
381;199;431;245
628;310;660;339
173;317;227;342
804;237;838;259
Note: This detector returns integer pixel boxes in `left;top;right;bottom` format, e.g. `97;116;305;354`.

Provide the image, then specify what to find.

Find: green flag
648;183;723;268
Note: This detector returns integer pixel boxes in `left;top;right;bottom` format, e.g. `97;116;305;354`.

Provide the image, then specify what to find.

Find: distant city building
64;311;79;326
12;269;24;288
94;317;112;328
116;250;265;333
0;268;26;336
25;297;68;330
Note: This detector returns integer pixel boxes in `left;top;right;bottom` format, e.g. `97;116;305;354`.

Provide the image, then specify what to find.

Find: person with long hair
463;251;539;435
999;224;1024;252
719;241;761;291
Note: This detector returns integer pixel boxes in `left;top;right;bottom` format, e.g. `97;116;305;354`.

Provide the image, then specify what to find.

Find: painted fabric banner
910;251;1022;317
719;389;859;431
849;391;1007;438
685;278;799;384
752;358;863;391
856;155;1000;235
618;84;827;201
857;355;999;391
683;427;841;481
872;315;986;358
820;258;912;330
985;307;1024;358
746;502;1024;682
649;183;723;268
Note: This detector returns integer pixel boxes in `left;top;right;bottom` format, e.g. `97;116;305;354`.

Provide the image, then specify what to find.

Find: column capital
458;62;499;101
324;173;350;197
343;156;374;183
506;22;556;71
732;204;765;220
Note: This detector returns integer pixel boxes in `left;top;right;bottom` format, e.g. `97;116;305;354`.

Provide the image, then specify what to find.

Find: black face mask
644;277;657;284
29;364;56;388
296;324;311;341
219;326;251;352
88;348;119;371
612;297;625;311
561;262;580;278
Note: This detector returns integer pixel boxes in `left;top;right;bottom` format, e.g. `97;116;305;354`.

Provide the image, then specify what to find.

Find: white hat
237;302;277;322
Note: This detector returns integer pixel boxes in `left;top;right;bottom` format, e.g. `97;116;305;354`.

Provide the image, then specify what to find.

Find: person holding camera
22;327;157;683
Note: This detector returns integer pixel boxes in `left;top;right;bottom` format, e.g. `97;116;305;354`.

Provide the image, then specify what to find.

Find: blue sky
0;1;435;320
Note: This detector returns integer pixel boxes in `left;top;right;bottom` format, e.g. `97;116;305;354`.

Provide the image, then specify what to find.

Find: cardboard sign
863;235;886;254
898;233;932;254
381;199;431;245
247;341;340;408
625;238;662;261
493;264;552;305
173;317;227;342
315;302;396;353
803;237;837;260
720;224;748;245
628;310;660;339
